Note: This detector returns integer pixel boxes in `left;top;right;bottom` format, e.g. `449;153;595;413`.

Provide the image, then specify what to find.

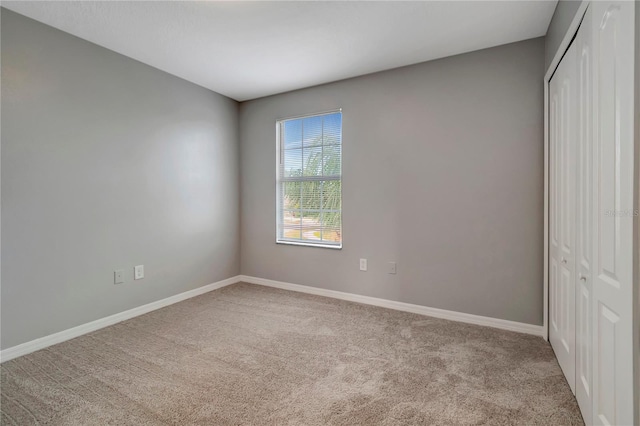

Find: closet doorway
546;2;636;425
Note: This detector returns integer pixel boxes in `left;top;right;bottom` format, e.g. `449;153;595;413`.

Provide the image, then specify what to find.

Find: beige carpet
1;282;583;425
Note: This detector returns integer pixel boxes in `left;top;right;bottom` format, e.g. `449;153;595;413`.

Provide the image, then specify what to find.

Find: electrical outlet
134;265;144;280
114;270;124;284
388;262;397;274
359;258;367;271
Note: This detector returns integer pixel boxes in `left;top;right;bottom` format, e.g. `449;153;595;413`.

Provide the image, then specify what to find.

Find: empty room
1;1;638;425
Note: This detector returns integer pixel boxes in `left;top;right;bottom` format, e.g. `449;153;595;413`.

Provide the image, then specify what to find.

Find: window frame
275;109;343;249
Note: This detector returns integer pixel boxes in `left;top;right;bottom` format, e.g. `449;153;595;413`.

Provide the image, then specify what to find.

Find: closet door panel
590;2;635;424
550;93;560;336
549;38;577;393
574;9;593;423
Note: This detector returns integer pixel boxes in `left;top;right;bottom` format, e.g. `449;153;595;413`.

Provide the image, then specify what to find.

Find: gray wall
240;38;546;325
545;0;583;73
1;9;240;349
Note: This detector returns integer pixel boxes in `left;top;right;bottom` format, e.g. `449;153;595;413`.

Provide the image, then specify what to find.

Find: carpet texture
1;282;583;425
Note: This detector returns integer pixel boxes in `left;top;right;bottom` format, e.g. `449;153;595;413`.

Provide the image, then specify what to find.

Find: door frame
543;1;590;342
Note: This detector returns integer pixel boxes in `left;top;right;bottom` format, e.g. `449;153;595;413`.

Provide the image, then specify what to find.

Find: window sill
276;240;342;250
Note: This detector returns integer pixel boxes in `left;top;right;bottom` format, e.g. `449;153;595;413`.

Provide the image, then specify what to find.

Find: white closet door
590;1;636;424
574;8;593;423
549;35;578;393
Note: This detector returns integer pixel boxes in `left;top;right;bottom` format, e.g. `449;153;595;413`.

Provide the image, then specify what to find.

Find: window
276;110;342;248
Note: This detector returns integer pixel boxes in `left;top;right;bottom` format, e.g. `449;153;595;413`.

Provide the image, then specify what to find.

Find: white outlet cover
134;265;144;280
114;269;124;284
388;262;397;274
359;259;367;271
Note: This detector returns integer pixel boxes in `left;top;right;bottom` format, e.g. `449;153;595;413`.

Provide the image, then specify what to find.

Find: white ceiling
2;1;557;101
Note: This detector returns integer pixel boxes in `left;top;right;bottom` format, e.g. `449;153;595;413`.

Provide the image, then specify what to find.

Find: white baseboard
0;275;241;363
239;275;544;337
1;273;544;363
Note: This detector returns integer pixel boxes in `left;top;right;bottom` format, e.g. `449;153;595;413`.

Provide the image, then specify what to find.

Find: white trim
1;273;545;363
545;2;590;80
277;108;342;123
543;1;590;343
276;240;342;250
0;275;241;363
239;275;544;337
543;78;549;342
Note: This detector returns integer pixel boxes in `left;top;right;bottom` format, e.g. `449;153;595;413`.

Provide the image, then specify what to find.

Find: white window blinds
276;111;342;248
